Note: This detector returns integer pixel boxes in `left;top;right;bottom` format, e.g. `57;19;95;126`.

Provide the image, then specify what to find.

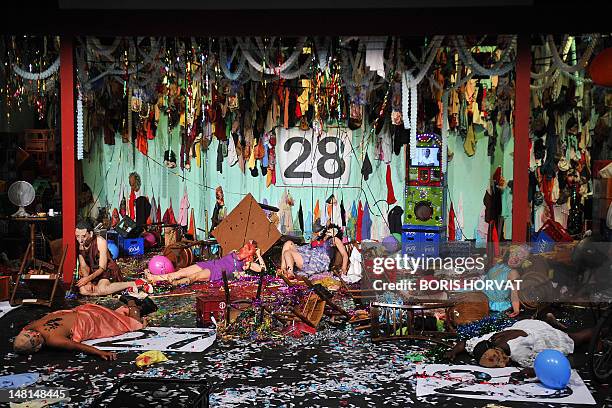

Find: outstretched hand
98;351;117;361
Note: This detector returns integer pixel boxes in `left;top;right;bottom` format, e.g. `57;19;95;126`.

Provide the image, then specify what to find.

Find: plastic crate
118;236;144;256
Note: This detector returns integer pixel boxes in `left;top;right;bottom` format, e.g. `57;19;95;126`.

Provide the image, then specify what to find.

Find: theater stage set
1;2;611;407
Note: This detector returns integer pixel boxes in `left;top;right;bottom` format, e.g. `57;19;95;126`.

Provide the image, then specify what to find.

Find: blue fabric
483;263;512;312
0;373;39;389
296;240;334;276
362;202;372;240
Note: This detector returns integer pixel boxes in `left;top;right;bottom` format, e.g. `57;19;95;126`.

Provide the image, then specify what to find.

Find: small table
1;215;59;263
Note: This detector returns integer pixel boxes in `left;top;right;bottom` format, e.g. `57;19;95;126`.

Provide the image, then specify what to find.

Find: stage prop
403;133;446;257
83;327;216;352
211;193;281;255
415;364;595;405
277;127;351;186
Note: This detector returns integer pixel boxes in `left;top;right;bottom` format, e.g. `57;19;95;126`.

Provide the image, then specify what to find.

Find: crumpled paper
135;350;168;367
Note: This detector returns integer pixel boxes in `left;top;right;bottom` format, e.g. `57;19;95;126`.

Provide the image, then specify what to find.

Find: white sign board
277;128;352;186
415;364;595;405
83;327;216;353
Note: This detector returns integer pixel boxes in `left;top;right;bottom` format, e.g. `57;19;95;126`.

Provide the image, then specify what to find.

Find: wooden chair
370;301;456;347
10;239;68;307
220;269;267;326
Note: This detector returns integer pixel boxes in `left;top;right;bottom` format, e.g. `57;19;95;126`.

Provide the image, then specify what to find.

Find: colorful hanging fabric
362;202;372;240
111;208;120;228
129;191;136;219
157;203;162;226
305;210;313;238
357;201;364;242
448;203;456;242
298;201;304;232
188;208;196;238
162;199;177;225
386;164;396;204
150;196;157;224
314;200;321;223
178;187;190;227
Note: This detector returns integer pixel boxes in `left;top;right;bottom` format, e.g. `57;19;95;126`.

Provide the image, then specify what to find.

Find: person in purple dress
280;224;349;279
144;240;266;285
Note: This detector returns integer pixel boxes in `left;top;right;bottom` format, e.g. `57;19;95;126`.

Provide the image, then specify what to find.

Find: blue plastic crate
402;229;441;257
118;236;144;256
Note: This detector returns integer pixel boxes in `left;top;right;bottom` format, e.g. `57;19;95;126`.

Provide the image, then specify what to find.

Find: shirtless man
75;219;151;295
12;298;155;360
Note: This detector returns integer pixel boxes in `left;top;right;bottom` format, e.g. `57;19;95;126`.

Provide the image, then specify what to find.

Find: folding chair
10;240;68;307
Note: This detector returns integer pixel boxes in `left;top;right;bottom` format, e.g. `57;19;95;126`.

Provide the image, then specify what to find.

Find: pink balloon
148;255;175;275
143;232;157;248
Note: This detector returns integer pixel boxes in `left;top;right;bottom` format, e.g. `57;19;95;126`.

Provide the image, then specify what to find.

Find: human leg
145;264;204;283
79;279;137;296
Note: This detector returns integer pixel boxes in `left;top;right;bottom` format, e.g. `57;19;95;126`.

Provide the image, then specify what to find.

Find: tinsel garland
456;313;516;341
237;37;306;76
547;34;599;73
219;38;247;81
454;35;516;77
12;57;60;81
402;71;418;161
441;92;449;174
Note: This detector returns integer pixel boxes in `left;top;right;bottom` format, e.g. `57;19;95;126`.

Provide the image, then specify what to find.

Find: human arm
444;341;466;360
44;335;117;360
243;248;267;273
76;237;108;287
76;254;91;287
333;237;349;274
507;269;521;318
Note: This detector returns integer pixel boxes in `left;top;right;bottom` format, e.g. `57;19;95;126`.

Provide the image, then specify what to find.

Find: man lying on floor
12;297;156;360
444;314;596;378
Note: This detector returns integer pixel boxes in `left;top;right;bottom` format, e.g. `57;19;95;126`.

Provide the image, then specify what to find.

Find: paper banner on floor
83;327;216;352
415;364;595;405
0;301;20;320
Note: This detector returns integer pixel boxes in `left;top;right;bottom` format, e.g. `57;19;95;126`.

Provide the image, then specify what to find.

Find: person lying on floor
12;297;156;360
444;315;595;378
280;223;349;279
145;240;266;285
75;219;152;296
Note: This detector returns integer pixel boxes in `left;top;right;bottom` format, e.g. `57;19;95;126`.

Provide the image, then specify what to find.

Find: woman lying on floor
145;240;266;285
13;297;156;360
444;314;596;379
280;224;349;279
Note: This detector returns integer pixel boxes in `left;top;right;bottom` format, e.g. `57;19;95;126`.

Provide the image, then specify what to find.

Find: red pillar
513;34;531;243
60;37;76;283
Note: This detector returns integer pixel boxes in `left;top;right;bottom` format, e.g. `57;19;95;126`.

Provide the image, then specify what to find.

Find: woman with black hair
280;224;349;279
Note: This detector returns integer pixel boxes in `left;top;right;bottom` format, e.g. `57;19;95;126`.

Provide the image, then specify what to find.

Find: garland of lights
12;57;60;80
402;71;418;161
76;92;84;160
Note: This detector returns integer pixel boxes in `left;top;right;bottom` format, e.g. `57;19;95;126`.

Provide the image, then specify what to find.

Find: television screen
412;147;440;167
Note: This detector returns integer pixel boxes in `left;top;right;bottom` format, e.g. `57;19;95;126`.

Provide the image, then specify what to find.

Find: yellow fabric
297;79;311;114
248;140;256;169
135;350;168;367
464;124;476;157
195;142;201;167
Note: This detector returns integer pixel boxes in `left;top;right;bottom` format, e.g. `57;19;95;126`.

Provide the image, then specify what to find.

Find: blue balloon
534;349;571;389
107;242;119;260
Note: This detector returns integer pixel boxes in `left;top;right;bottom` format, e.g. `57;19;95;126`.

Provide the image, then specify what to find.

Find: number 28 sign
278;128;352;186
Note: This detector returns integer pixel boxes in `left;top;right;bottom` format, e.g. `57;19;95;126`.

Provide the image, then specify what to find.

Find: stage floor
1;298;611;408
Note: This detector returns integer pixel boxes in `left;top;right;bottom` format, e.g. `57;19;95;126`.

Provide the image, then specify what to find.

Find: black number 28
284;136;346;180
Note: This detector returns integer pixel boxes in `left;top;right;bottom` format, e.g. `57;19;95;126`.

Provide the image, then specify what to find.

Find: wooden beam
512;34;531;243
60;37;76;284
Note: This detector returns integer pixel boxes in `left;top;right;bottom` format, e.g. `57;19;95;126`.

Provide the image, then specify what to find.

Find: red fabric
70;304;143;343
187;208;196;237
357;201;364;242
136;128;148;156
111;208;120;228
492;166;502;185
157;204;162;225
162;199;177;225
448;203;456;242
386;164;396;204
491;222;500;257
129;191;136;219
